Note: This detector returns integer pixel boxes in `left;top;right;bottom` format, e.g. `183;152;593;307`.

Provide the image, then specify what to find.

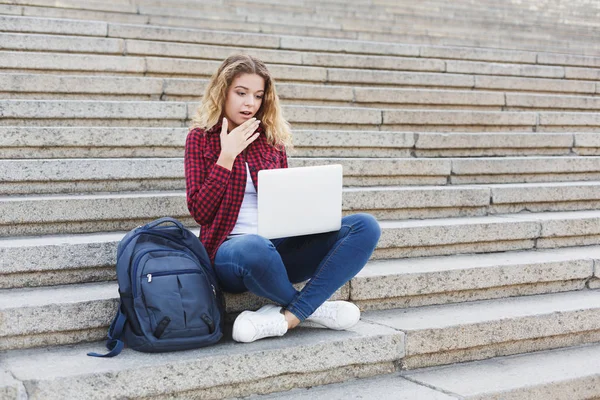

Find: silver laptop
257;164;343;239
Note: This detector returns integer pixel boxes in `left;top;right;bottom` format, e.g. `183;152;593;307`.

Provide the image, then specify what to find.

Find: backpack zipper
132;249;197;297
146;270;217;297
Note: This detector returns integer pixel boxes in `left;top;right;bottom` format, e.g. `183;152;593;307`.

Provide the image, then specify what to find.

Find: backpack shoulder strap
87;303;127;357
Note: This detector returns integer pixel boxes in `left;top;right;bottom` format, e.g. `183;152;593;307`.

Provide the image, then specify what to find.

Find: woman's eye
256;95;263;100
237;92;245;96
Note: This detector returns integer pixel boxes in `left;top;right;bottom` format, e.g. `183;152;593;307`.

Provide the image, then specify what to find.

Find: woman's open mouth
240;111;253;118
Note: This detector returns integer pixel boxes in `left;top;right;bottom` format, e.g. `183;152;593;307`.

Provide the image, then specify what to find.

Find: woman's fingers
220;117;228;136
245;131;260;144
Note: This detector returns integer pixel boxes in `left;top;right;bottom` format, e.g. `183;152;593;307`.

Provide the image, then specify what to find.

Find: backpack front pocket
136;250;216;340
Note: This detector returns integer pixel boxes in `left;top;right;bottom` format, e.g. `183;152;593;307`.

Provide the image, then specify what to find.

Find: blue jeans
213;213;381;321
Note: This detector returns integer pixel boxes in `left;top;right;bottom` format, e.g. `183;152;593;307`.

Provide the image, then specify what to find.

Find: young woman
185;54;381;343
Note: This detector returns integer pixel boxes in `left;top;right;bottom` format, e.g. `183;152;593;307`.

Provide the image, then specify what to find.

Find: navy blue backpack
88;217;224;357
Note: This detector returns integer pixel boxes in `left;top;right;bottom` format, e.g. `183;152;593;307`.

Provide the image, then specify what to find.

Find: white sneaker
304;301;360;330
232;304;288;343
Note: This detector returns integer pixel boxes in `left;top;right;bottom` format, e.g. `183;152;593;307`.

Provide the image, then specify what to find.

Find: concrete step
4;210;600;288
0;279;345;351
6;100;600;131
354;245;598;311
3;3;599;56
0;318;404;399
0;127;579;159
2;289;600;375
1;29;599;83
2;28;597;84
7;152;600;187
2;50;598;95
256;344;600;400
5;14;599;69
295;156;600;185
5;73;600;112
363;290;600;369
2;244;596;338
5;158;600;208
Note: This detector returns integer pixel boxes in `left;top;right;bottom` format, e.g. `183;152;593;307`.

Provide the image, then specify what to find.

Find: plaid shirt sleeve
184;128;231;226
280;148;288;168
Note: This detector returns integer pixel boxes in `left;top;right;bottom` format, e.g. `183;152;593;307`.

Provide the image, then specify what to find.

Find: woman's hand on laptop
217;117;261;170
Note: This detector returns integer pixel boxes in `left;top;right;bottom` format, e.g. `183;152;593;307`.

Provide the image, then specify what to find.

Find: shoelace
255;315;286;337
311;304;338;321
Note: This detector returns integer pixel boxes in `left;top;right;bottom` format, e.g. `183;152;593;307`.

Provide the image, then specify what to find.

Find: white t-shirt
229;162;258;236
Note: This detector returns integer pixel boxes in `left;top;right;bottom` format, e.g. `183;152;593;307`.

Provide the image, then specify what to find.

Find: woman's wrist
216;153;236;171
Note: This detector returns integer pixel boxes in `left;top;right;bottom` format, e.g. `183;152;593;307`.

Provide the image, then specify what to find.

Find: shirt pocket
261;152;281;170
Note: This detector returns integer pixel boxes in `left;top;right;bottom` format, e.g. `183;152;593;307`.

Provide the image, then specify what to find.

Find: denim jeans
213;213;381;321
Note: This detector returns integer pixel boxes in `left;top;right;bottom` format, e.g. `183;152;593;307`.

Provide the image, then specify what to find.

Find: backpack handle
145;217;186;234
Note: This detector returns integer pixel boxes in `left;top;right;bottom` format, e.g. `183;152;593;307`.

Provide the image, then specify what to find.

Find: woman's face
224;73;265;131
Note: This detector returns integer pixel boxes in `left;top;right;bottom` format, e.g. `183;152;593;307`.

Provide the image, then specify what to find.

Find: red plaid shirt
184;122;288;264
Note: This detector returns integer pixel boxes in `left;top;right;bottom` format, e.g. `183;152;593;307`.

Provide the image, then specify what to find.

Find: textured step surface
2;246;597;350
363;290;600;368
5;210;600;284
0;128;581;159
254;344;600;400
0;321;404;400
2;2;599;55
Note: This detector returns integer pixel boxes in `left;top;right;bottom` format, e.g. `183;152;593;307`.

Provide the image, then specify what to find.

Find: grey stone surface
0;100;188;119
0;370;26;400
405;344;600;400
452;156;600;175
538;53;600;68
363;290;600;366
250;373;456;399
283;105;381;125
290;158;451;178
1;158;184;182
377;216;540;249
0;50;146;73
490;182;600;205
0;126;186;158
0;15;108;36
0;73;164;95
343;186;489;211
293;130;415;150
146;57;329;82
358;281;586;312
125;39;304;65
327;68;474;88
415;132;573;150
0;282;117;338
354;88;504;106
474;75;596;94
0;5;22;15
304;52;444;72
280;35;420;56
447;60;564;78
507;93;600;110
108;23;280;48
352;247;595;301
565;67;600;80
0;192;190;229
2;322;404;399
0;32;124;53
14;0;136;13
22;4;150;25
420;45;536;63
540;112;600;126
383;110;536;126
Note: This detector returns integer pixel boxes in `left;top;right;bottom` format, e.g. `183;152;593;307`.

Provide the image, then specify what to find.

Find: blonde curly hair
190;54;292;150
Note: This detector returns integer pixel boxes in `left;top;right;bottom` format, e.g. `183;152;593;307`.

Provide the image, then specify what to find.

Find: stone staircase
2;0;600;398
